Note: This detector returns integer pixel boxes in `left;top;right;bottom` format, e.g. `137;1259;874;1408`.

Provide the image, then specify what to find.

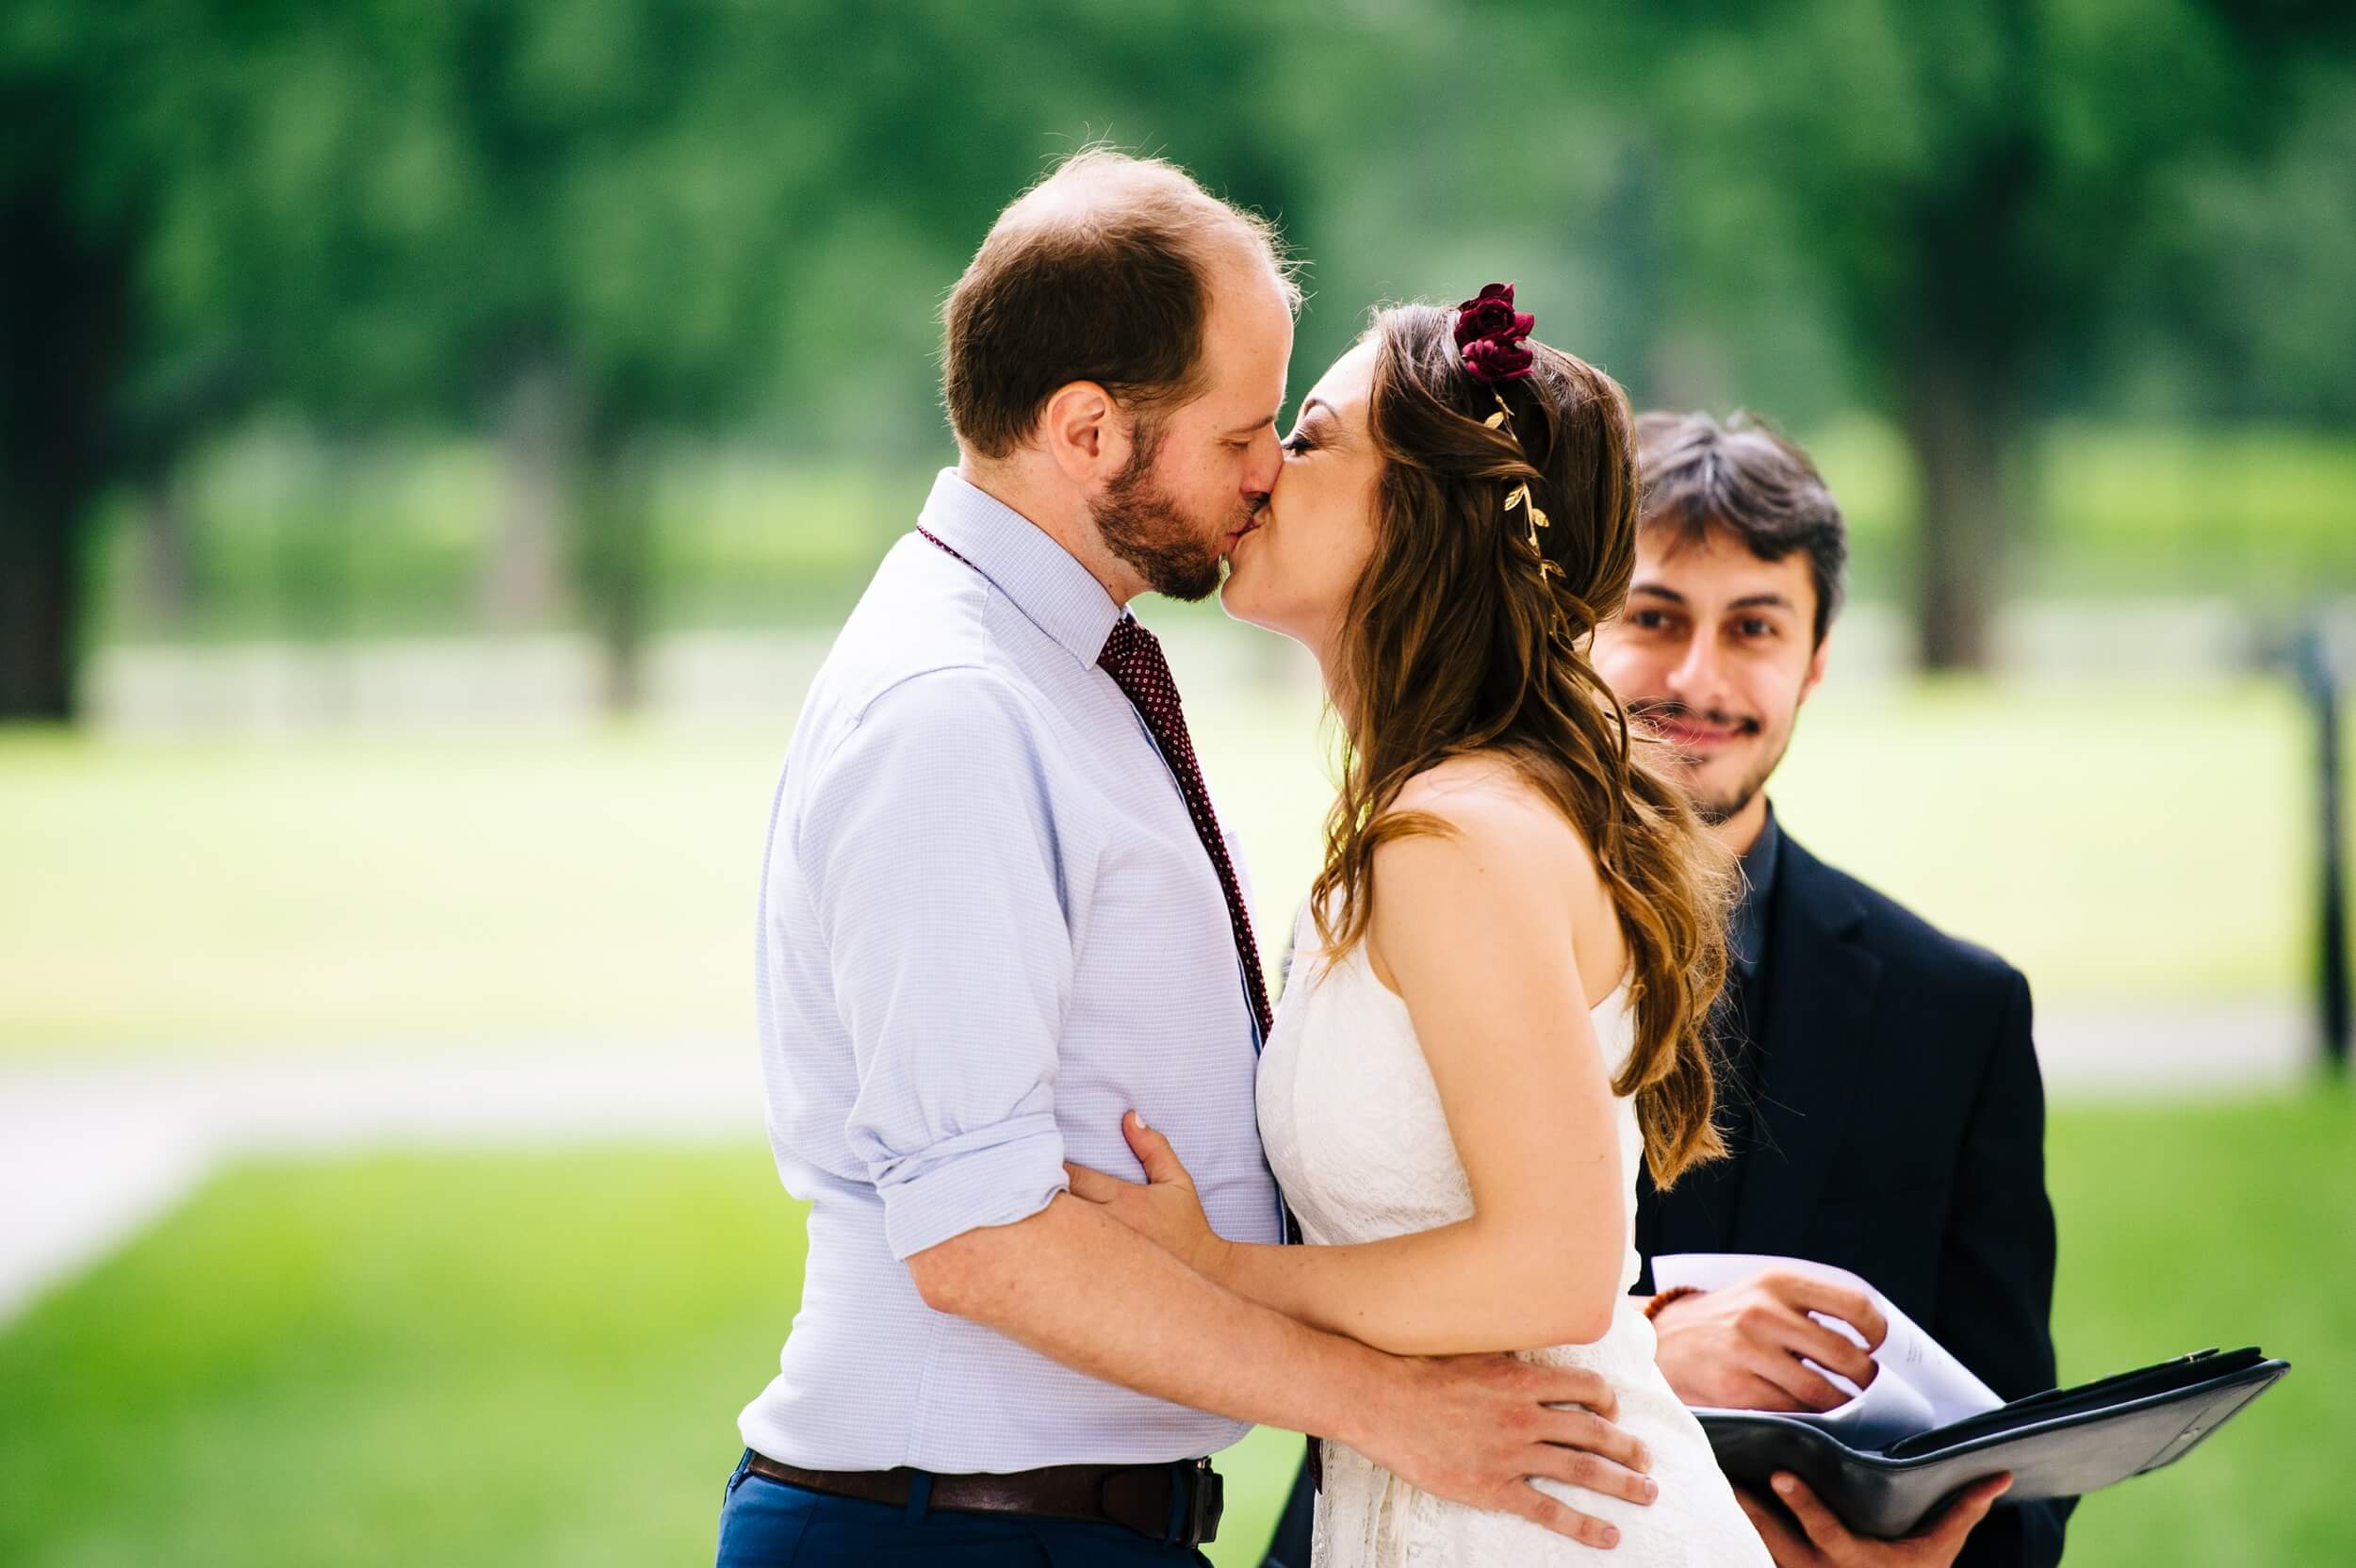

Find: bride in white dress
1068;290;1773;1564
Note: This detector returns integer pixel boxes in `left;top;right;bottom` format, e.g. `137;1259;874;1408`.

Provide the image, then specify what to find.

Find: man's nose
1245;427;1284;498
1664;635;1729;710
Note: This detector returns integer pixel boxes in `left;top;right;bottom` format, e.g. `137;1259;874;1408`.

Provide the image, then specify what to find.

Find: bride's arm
1072;782;1633;1357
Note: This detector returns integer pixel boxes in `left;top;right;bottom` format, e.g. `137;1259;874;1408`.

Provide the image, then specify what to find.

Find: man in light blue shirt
744;463;1289;1473
718;150;1652;1567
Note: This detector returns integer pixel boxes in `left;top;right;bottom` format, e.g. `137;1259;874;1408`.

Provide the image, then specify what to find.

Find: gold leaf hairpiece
1486;395;1559;576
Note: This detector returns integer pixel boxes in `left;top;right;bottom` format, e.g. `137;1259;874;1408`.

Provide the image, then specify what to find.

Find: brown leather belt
744;1452;1223;1547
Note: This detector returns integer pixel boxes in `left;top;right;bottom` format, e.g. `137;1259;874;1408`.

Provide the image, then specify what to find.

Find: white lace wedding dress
1257;915;1772;1566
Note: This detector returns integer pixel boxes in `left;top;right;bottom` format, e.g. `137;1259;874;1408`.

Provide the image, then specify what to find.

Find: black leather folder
1696;1347;2290;1539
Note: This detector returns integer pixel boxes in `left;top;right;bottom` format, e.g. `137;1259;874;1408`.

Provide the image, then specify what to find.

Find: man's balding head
942;150;1300;460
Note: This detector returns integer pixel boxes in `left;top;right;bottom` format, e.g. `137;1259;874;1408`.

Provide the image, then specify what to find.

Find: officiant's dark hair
1635;412;1849;646
1311;304;1737;1189
942;149;1301;460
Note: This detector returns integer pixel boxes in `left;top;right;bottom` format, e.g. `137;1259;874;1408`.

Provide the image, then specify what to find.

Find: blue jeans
712;1450;1216;1567
1262;1452;1316;1568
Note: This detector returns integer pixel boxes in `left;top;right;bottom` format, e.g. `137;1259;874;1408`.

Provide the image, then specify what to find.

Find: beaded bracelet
1643;1284;1706;1322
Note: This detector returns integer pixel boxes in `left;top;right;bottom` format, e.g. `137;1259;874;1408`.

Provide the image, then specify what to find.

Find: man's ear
1039;380;1123;485
1797;630;1833;707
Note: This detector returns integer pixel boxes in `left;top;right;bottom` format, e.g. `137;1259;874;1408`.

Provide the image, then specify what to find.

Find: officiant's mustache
1627;697;1763;739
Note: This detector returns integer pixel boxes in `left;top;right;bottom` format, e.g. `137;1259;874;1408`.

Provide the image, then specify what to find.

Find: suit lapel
1732;832;1882;1255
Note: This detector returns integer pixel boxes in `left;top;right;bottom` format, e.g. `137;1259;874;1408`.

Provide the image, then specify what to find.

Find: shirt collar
1729;801;1783;977
916;468;1123;668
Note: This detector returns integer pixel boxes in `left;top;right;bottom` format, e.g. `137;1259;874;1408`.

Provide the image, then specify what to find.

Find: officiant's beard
1694;773;1762;825
1690;734;1791;825
1092;433;1235;602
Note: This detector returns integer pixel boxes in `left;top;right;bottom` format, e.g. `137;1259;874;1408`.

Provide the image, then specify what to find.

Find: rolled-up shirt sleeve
797;667;1076;1261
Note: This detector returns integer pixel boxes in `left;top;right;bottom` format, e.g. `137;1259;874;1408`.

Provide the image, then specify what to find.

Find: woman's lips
1223;517;1262;556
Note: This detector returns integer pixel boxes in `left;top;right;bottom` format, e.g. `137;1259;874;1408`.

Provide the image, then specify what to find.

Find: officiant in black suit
1600;412;2067;1568
1260;413;2068;1568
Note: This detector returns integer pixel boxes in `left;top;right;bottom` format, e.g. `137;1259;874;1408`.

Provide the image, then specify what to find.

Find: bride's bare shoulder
1363;757;1625;1001
1368;757;1619;996
1383;754;1586;861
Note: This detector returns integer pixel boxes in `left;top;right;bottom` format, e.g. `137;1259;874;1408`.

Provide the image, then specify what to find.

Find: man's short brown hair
942;150;1301;460
1635;410;1850;645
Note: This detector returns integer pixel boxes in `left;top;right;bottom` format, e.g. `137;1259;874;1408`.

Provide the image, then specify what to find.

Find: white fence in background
83;599;2290;734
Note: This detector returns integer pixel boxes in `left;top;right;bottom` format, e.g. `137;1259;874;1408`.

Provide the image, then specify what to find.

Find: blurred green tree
5;0;2351;718
1621;0;2356;667
0;0;1310;716
1;11;136;719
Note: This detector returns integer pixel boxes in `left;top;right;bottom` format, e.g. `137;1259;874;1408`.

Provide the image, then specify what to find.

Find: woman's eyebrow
1296;397;1346;440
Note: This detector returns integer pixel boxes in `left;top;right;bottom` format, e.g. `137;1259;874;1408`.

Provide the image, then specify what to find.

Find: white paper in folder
1651;1252;2004;1450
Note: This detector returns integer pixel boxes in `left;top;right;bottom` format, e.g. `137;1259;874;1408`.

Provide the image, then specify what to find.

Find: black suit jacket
1633;828;2070;1568
1264;828;2069;1568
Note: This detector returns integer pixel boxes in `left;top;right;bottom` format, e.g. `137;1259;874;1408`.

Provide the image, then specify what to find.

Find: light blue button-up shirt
738;468;1283;1473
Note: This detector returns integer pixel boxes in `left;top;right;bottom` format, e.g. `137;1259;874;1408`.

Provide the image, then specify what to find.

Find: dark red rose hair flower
1453;282;1536;383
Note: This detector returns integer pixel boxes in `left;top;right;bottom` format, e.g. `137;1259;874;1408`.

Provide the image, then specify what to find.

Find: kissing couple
723;148;1782;1566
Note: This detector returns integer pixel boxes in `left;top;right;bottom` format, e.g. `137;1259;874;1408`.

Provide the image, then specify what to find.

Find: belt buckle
1182;1457;1223;1548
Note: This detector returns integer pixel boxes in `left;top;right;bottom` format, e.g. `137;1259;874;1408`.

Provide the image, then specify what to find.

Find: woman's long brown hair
1309;304;1735;1187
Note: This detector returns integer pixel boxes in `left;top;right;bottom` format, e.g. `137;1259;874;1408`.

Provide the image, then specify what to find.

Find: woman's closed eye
1282;430;1315;455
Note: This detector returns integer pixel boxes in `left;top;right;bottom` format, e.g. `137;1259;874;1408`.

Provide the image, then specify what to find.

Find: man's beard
1629;698;1789;825
1091;428;1235;603
1690;762;1776;826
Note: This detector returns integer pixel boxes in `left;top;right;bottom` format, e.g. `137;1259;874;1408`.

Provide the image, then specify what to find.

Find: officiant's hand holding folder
1656;1254;2291;1540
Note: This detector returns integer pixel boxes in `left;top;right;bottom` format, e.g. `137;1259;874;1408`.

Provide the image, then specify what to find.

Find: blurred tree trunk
132;469;194;626
1897;328;2017;672
571;415;654;714
0;182;129;722
1892;127;2037;676
482;364;569;630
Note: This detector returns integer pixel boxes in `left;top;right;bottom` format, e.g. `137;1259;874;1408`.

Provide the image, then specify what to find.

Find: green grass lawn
1;672;2347;1054
3;1089;2348;1567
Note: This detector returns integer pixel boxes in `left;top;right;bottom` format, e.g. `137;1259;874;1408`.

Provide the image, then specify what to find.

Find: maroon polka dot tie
1095;615;1276;1044
918;526;1274;1044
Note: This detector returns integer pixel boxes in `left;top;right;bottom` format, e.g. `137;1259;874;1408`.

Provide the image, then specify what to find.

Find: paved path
0;1005;2319;1327
0;1047;755;1325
